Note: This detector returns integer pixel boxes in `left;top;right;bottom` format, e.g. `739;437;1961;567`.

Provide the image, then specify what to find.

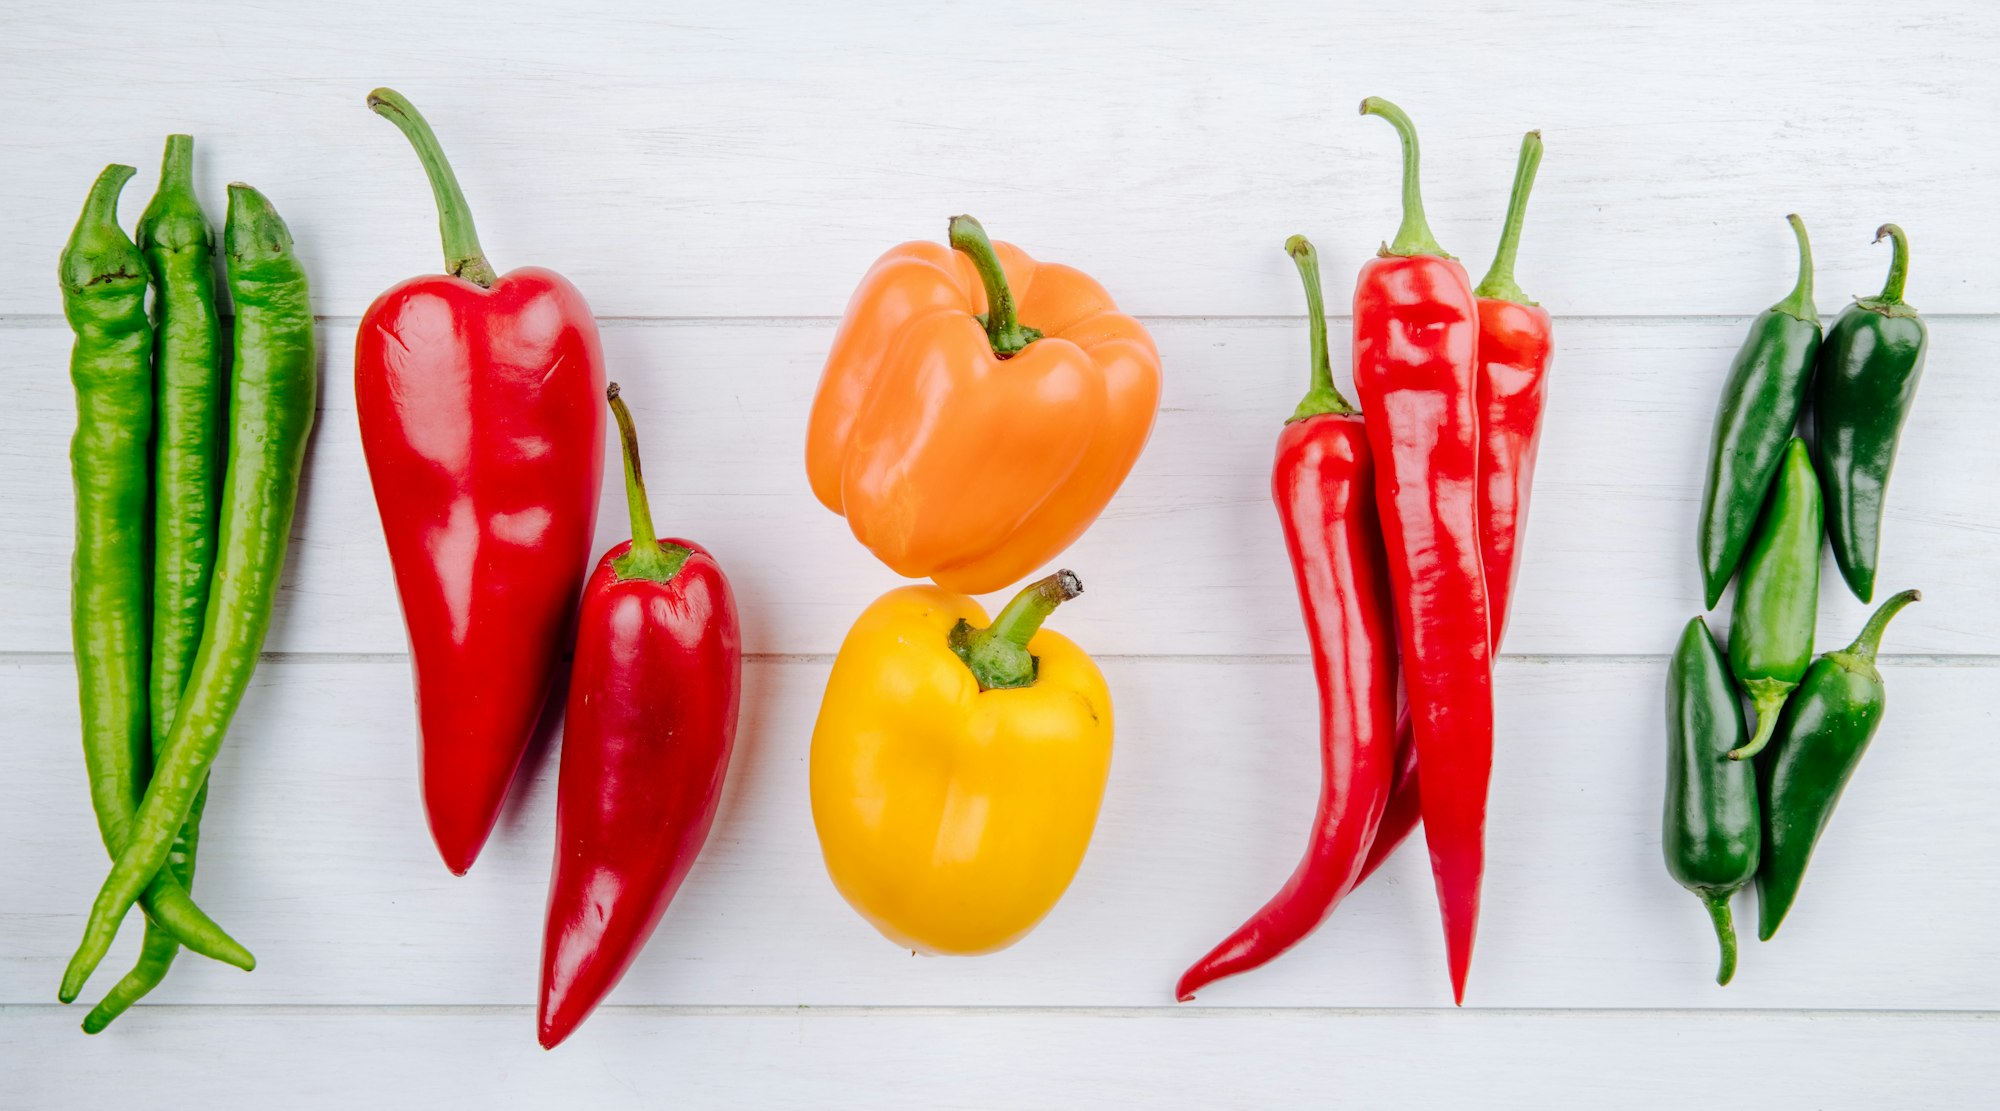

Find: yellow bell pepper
809;571;1113;955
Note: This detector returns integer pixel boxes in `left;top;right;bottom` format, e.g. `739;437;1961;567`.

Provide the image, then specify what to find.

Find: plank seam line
5;312;2000;329
0;1004;1992;1020
2;652;1997;667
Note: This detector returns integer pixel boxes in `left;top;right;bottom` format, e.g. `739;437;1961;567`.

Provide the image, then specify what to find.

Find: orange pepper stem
1283;235;1357;421
948;214;1044;358
368;87;498;288
949;570;1083;691
606;384;688;584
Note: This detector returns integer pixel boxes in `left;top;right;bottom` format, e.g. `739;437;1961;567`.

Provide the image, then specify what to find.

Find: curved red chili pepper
539;386;742;1050
1174;237;1399;1001
356;91;607;875
1353;98;1494;1004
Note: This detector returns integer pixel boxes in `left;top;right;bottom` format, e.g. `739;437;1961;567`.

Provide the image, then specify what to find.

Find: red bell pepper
538;385;741;1049
1353;97;1495;1004
356;89;606;875
1359;131;1553;888
1174;237;1399;1001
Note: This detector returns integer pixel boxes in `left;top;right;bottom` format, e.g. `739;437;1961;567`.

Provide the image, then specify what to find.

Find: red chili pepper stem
1283;235;1357;421
1860;224;1912;314
605;384;689;584
948;214;1043;358
1773;214;1816;324
1359;97;1449;259
1473;131;1545;305
367;87;499;288
948;570;1082;691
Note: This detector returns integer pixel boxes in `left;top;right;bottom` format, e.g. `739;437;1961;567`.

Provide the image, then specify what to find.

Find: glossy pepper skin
1812;225;1928;603
1726;439;1821;761
1663;616;1758;986
1174;238;1398;1001
810;573;1112;955
1357;131;1552;889
357;89;606;875
1353;97;1494;1005
539;386;742;1050
805;216;1161;595
1697;215;1822;609
1757;589;1919;940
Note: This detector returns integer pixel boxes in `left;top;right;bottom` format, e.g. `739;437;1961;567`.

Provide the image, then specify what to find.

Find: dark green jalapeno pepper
1697;215;1822;609
1812;225;1927;604
1663;616;1759;985
1757;589;1921;940
1727;438;1821;760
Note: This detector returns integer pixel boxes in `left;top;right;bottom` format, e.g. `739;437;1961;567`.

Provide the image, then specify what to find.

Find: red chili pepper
1358;132;1552;889
356;89;606;875
538;385;742;1050
1173;237;1399;1001
1352;98;1495;1004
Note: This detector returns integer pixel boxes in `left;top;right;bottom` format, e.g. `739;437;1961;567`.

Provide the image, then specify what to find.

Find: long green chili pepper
82;136;229;1032
1662;616;1758;985
60;183;315;1003
1757;589;1921;939
1696;215;1822;609
1726;438;1821;761
59;164;253;993
1812;224;1927;604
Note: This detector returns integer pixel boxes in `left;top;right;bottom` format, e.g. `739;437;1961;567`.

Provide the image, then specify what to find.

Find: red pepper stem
368;87;499;288
1867;223;1911;308
1703;892;1739;986
1840;588;1921;665
605;384;688;584
1473;131;1544;304
1284;235;1357;421
951;570;1082;691
948;215;1043;357
1359;97;1449;259
1771;214;1816;324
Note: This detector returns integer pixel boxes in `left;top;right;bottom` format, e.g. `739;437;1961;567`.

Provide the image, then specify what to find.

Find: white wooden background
4;1;1998;1106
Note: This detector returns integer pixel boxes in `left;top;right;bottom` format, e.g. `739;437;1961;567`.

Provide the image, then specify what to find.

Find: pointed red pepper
539;385;742;1050
1352;97;1495;1004
356;89;606;874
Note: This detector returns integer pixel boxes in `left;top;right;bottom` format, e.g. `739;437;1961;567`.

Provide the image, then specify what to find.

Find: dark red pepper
356;89;606;874
539;385;742;1049
1353;98;1495;1004
1174;237;1399;1001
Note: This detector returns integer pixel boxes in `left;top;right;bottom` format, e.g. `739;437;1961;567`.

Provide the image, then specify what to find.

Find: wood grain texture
1;1;1997;317
3;317;1994;658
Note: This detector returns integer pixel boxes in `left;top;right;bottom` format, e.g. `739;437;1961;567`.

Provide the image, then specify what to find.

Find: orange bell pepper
806;216;1162;595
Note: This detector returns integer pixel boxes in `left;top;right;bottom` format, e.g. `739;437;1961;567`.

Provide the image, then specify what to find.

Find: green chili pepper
1696;214;1822;609
81;136;229;1033
60;183;315;1004
1756;588;1920;940
59;164;252;997
1812;225;1927;604
1726;438;1821;761
1663;616;1759;985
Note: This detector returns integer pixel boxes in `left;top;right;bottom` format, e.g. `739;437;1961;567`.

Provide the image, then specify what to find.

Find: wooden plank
2;317;1993;657
7;656;1995;1009
2;1;1997;317
5;1005;1994;1108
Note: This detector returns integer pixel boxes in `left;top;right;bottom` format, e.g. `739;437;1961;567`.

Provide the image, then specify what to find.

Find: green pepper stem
950;570;1082;691
606;384;688;584
1702;893;1739;986
1729;683;1793;761
1473;131;1544;304
1284;235;1356;421
368;87;498;288
62;165;141;292
947;215;1043;357
1841;588;1921;664
1871;223;1911;306
1360;97;1449;259
1771;214;1817;324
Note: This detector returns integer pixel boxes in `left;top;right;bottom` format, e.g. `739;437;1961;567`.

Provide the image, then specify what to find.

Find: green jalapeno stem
948;215;1042;357
1857;223;1916;317
1284;235;1357;421
368;87;498;287
1772;214;1817;324
1838;588;1921;665
1473;131;1544;304
1360;97;1449;259
1702;892;1738;986
950;570;1083;691
606;384;689;583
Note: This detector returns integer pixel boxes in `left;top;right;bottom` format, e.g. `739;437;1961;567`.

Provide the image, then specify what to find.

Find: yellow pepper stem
950;570;1083;690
